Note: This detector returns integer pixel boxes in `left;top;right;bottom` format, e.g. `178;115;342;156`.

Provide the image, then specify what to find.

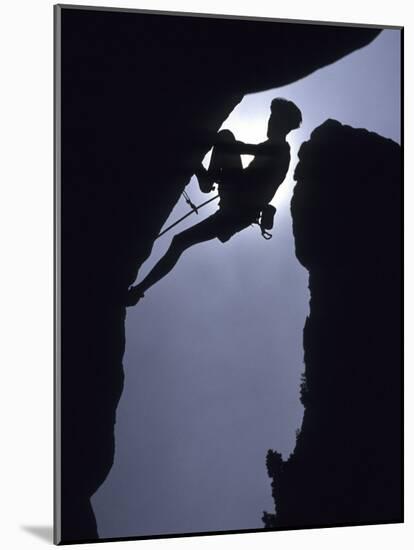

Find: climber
126;97;302;306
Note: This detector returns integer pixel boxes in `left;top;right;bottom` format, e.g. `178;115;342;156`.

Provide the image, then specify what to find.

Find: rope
156;190;273;241
182;190;199;214
156;194;219;240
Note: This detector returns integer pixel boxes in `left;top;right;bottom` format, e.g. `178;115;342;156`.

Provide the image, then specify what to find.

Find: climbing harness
254;221;273;240
257;204;277;240
156;190;276;241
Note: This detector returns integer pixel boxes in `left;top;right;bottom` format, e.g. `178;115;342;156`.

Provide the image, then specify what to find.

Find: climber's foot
126;285;145;307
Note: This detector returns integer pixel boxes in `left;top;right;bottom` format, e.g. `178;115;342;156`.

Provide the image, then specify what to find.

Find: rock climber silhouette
126;98;302;306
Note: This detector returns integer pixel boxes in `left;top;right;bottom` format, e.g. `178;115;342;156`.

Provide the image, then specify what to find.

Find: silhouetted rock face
264;120;402;528
59;7;381;542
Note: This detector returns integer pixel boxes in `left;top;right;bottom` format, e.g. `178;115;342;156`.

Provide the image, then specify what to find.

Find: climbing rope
156;190;274;241
156;193;219;240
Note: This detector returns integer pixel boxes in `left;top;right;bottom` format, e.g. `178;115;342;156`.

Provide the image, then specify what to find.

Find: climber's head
267;98;302;139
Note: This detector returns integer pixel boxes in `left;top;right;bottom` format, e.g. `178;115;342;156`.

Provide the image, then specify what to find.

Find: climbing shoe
126;285;145;307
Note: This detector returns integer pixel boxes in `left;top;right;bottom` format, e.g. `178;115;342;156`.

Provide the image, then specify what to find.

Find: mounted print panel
54;4;403;545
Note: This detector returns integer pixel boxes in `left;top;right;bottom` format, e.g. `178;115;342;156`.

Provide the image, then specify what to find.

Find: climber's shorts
212;208;259;242
174;206;260;247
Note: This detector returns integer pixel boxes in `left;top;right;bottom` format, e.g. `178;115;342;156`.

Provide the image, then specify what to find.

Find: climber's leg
126;212;222;305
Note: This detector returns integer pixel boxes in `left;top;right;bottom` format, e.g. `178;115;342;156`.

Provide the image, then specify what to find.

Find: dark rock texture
264;120;402;529
58;6;381;542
